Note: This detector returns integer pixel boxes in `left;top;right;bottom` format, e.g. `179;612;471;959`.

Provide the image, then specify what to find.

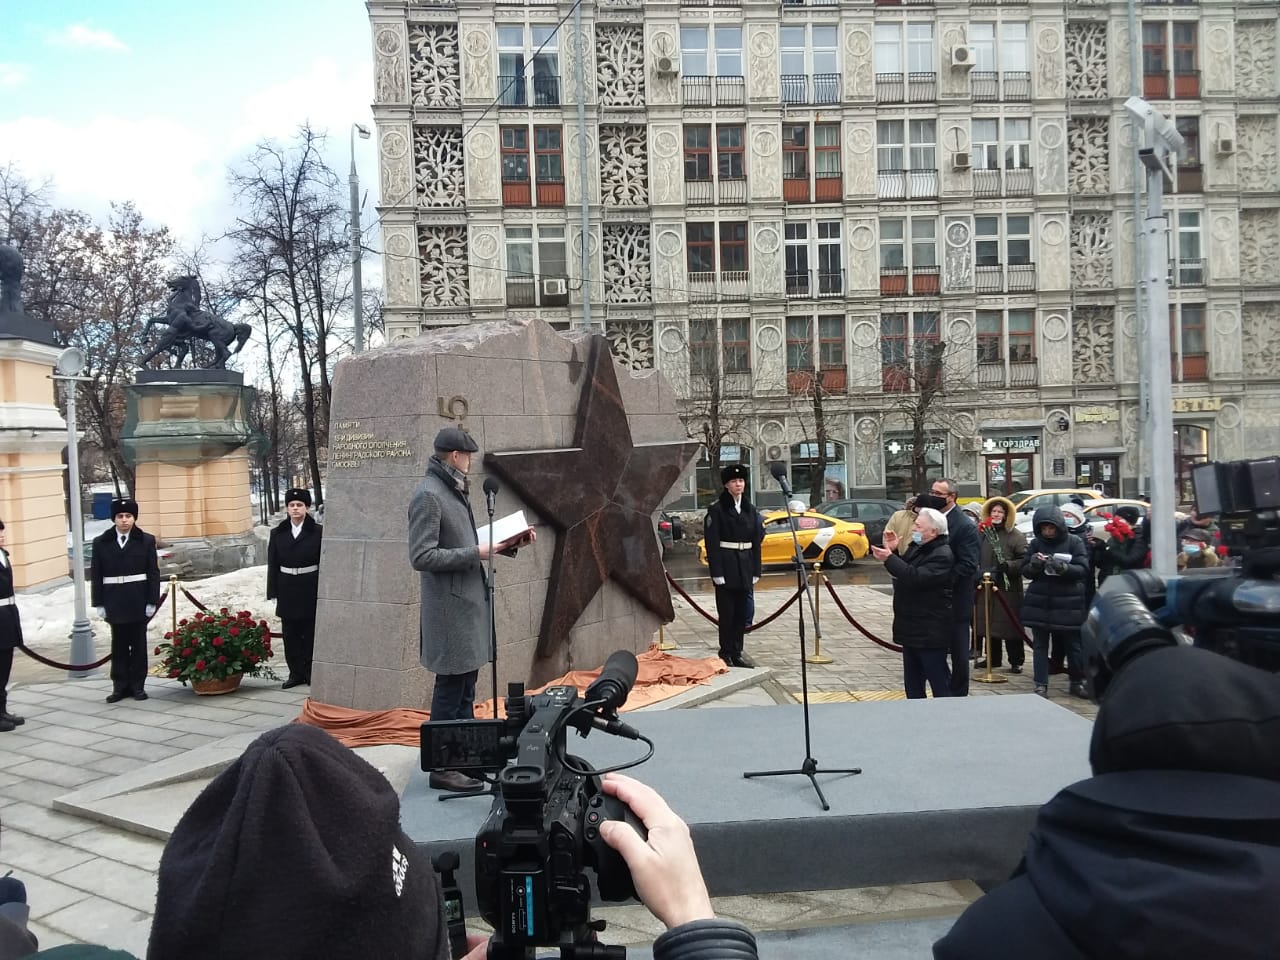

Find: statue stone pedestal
122;372;263;571
0;336;71;588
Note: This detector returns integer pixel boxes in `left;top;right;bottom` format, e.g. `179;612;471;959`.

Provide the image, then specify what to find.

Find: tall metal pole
1128;0;1148;497
575;0;591;330
62;378;96;677
348;128;363;353
1142;160;1176;578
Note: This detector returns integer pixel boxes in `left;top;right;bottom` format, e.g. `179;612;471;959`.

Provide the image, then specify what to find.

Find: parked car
698;510;869;570
658;511;683;556
813;498;904;546
1011;488;1104;519
1015;497;1151;541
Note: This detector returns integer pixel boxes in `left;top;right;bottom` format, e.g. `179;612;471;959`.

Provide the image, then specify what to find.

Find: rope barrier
987;581;1035;650
16;588;171;672
821;576;903;652
663;570;803;633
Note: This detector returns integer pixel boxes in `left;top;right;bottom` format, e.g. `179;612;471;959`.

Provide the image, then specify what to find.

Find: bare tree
0;162;51;247
226;125;352;505
880;337;976;493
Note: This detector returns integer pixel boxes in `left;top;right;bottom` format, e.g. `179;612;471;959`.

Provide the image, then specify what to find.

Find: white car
1015;498;1150;541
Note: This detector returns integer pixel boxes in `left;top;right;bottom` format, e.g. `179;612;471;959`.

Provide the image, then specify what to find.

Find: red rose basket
155;608;278;690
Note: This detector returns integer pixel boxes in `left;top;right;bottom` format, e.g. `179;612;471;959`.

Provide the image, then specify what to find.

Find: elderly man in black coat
930;479;980;696
266;488;323;689
0;518;25;732
91;498;161;703
871;506;955;699
703;464;764;669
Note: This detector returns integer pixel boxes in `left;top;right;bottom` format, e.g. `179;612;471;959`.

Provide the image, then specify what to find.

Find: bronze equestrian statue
140;276;251;370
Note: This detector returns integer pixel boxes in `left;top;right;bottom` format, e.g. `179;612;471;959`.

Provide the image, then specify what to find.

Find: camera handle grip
584;792;648;903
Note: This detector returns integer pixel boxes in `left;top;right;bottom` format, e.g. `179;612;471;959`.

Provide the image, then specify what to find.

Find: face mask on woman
1182;543;1200;555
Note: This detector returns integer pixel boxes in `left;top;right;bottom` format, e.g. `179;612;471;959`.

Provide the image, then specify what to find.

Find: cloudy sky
0;0;377;241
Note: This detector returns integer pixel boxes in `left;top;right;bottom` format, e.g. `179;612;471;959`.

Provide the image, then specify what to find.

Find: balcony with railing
686;177;748;206
976;264;1003;293
782;74;841;105
688;270;750;301
785;269;845;299
787;367;847;394
497;75;561;107
1008;262;1036;291
877;169;939;200
1003;71;1032;100
978;360;1039;388
506;275;537;306
976;263;1037;293
1176;162;1203;192
879;266;940;296
971;71;999;102
681;75;746;106
502;174;565;207
1174;70;1201;98
876;73;905;103
815;172;842;202
537;176;565;206
974;167;1034;197
686;178;714;206
908;72;938;102
1169;258;1206;287
681;0;742;6
784;175;809;203
875;0;935;5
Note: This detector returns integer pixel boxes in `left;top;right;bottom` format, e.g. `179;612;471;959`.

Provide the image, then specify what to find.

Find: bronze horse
140;276;250;370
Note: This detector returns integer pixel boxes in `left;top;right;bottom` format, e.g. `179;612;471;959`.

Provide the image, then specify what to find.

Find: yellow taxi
698;510;870;570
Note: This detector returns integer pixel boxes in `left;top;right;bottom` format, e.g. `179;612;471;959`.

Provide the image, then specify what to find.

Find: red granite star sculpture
485;336;700;658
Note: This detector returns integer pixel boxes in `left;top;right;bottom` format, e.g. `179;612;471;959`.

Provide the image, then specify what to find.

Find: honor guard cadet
266;488;323;689
91;498;161;703
703;464;764;668
0;519;26;731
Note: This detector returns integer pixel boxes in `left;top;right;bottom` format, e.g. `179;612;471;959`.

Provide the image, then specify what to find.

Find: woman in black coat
871;507;955;699
1021;506;1090;698
266;489;323;688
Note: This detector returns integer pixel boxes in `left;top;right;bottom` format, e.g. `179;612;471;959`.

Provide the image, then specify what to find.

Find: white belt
0;596;14;607
280;565;319;575
103;574;147;585
718;541;754;550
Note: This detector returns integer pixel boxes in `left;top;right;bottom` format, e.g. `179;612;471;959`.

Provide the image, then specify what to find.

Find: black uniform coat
703;491;764;590
0;547;21;650
1020;506;1089;632
90;527;161;623
266;514;323;620
945;507;981;621
884;534;955;649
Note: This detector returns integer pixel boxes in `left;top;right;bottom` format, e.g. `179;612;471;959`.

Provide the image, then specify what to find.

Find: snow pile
21;565;283;650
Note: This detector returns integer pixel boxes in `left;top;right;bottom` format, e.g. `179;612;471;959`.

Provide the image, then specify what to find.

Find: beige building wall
134;454;254;541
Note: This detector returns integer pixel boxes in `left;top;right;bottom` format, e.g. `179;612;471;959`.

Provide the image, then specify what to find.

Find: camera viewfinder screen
422;720;504;772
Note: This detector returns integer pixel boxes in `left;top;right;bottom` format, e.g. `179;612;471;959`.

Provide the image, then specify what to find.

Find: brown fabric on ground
296;648;729;748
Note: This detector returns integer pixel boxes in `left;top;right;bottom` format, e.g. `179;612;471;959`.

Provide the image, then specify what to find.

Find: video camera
420;651;651;960
1084;457;1280;697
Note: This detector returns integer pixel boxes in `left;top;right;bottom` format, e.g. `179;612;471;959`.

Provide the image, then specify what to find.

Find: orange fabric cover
296;648;729;748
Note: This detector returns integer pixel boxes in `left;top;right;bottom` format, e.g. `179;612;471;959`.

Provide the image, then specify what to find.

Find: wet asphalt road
664;545;895;593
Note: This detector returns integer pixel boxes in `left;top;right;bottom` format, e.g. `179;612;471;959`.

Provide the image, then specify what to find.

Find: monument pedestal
0;339;71;588
121;373;263;565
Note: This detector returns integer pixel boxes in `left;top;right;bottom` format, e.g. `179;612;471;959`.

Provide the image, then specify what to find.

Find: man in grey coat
408;426;530;792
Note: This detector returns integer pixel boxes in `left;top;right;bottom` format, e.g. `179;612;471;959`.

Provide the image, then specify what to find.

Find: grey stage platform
627;918;958;960
401;695;1092;905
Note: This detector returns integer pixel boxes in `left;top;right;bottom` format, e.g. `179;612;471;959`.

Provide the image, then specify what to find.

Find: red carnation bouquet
1102;514;1134;542
155;608;278;685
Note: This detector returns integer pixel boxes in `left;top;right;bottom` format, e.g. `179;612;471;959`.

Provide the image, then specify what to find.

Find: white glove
752;577;760;585
712;577;725;586
145;605;156;617
95;607;106;619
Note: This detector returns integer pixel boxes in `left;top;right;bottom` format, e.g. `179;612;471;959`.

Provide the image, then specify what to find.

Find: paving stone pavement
0;584;1093;955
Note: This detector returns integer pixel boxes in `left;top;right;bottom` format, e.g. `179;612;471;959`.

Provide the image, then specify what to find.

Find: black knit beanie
147;724;450;960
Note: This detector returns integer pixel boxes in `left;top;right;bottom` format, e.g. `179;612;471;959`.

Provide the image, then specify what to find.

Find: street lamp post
1125;96;1185;578
350;122;372;354
52;347;97;677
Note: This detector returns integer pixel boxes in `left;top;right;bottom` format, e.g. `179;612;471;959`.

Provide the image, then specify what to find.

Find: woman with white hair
870;506;955;698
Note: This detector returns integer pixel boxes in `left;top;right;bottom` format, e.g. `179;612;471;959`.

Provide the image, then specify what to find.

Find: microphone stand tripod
743;476;861;811
439;484;503;803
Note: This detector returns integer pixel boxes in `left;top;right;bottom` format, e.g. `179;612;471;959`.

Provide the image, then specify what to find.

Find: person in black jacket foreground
870;506;955;698
934;576;1280;960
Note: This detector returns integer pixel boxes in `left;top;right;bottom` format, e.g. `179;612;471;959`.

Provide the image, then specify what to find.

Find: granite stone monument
311;320;699;711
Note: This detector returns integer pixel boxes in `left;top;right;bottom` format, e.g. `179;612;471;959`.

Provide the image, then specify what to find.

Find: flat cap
433;426;479;453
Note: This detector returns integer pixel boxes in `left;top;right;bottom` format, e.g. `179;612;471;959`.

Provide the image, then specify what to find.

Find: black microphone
769;460;792;497
585;650;638;713
482;476;499;516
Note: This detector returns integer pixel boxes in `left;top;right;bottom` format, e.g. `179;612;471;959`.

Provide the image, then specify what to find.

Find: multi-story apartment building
366;0;1280;509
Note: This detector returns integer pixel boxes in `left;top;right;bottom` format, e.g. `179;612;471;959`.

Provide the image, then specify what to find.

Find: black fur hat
147;725;450;960
285;488;312;508
110;498;139;519
720;463;749;485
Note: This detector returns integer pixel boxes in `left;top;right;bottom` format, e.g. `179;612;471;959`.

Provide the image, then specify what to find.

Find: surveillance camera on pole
1125;97;1180;578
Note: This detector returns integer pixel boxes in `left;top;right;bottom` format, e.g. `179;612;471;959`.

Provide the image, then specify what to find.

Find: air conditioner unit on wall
655;56;678;75
953;151;972;171
950;46;975;69
766;444;784;463
542;278;568;297
1216;138;1236;156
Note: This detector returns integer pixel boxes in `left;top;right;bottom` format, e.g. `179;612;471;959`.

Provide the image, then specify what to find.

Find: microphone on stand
483;476;499;518
770;460;793;497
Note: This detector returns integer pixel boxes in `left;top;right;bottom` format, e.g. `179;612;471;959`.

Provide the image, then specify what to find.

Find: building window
781;25;840;105
977;310;1037;386
684;125;712;181
783;122;842;203
975;215;1034;292
1175;116;1202;192
1174;424;1208;504
977;310;1002;363
722;317;750;375
786;221;843;298
786;316;813;374
695;444;753;508
1172;302;1207;381
1171;210;1205;287
505;224;567;306
783;124;809;201
687;221;749;299
880;311;941;392
879;217;938;295
877;120;937;199
1008;309;1034;362
873;23;935;103
497;25;560;107
719;126;745;179
680;26;709;76
686;222;715;273
819;314;845;372
884;437;945;503
786;315;845;393
1143;22;1199;99
501;127;531;206
681;25;745;105
1172;22;1199;97
969;22;1032;100
972;119;1033;198
721;222;748;272
685;125;746;204
791;440;848;506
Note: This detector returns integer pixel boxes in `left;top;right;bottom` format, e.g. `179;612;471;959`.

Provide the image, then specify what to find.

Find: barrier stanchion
973;572;1008;685
169;574;178;638
657;621;678;651
805;562;833;664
